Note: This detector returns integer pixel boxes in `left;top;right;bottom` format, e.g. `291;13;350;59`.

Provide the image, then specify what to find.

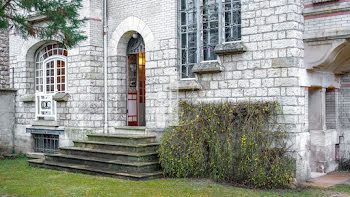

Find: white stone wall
7;0;313;182
8;0;105;152
303;0;350;174
176;0;309;181
107;0;178;130
304;1;350;39
0;30;9;89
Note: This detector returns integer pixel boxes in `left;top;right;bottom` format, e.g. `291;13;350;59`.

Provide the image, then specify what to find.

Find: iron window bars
180;0;241;78
33;134;59;153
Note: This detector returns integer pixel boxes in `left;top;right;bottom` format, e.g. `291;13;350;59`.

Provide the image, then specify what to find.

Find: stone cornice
304;28;350;42
304;2;350;17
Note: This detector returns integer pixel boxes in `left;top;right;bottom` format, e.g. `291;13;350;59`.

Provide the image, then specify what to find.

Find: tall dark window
180;0;198;79
180;0;241;78
224;0;241;42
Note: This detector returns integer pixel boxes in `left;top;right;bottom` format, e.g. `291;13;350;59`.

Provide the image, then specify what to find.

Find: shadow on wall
0;89;16;155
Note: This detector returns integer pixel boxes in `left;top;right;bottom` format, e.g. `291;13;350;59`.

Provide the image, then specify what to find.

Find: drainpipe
103;0;108;134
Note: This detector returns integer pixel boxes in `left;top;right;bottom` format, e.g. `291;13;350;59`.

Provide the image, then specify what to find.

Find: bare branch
1;0;13;10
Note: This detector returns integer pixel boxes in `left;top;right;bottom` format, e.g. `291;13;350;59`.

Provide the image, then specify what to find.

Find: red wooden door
127;53;146;126
127;55;138;126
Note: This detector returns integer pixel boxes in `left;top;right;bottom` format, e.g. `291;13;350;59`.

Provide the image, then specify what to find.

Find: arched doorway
126;33;146;126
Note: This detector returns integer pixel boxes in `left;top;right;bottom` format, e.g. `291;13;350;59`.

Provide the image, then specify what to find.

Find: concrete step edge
114;126;146;131
87;134;156;139
73;140;160;147
29;159;163;179
60;147;159;157
45;154;160;167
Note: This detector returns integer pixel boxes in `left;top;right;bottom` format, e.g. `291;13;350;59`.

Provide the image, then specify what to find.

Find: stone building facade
3;0;350;182
0;30;9;89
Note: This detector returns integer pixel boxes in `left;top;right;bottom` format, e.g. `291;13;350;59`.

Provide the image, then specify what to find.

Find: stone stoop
114;126;147;135
28;133;163;181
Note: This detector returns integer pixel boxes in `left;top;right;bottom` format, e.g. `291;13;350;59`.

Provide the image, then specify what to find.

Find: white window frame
40;56;67;94
34;43;68;120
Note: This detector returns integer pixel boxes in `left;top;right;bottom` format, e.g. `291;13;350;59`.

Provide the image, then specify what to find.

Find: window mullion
43;62;46;94
196;0;201;63
65;59;67;92
186;4;189;77
231;0;234;40
208;3;211;60
218;0;222;44
54;60;57;93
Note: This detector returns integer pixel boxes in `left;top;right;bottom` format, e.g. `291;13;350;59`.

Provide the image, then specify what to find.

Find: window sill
214;41;247;55
171;79;201;91
21;94;35;103
30;120;59;127
192;61;223;74
53;93;70;102
22;93;70;102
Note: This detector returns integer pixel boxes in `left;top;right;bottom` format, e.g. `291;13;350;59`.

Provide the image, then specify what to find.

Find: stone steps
29;159;163;181
44;154;160;173
87;134;156;145
28;132;162;180
114;126;146;135
60;147;158;162
73;140;160;153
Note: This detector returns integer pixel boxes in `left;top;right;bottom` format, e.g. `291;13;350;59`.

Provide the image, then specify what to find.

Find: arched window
34;43;67;120
35;43;68;93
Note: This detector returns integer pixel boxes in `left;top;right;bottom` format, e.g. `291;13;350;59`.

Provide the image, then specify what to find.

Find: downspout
103;0;108;134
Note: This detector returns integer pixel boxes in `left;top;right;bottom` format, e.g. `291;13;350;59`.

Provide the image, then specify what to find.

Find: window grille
33;134;59;153
180;0;241;78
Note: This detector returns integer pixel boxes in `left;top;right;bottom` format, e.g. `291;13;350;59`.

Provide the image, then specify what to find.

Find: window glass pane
203;0;219;61
224;0;241;42
181;34;187;49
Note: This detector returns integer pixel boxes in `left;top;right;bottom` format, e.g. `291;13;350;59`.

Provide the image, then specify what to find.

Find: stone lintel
214;41;247;55
171;80;201;91
26;127;64;135
192;61;223;74
53;93;70;102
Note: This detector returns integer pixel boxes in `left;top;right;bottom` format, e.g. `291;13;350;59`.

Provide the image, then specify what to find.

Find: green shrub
338;158;350;171
159;101;295;189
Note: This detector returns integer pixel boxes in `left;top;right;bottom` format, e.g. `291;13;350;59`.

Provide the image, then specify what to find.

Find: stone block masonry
177;0;309;182
0;30;9;89
4;0;335;183
0;89;16;153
